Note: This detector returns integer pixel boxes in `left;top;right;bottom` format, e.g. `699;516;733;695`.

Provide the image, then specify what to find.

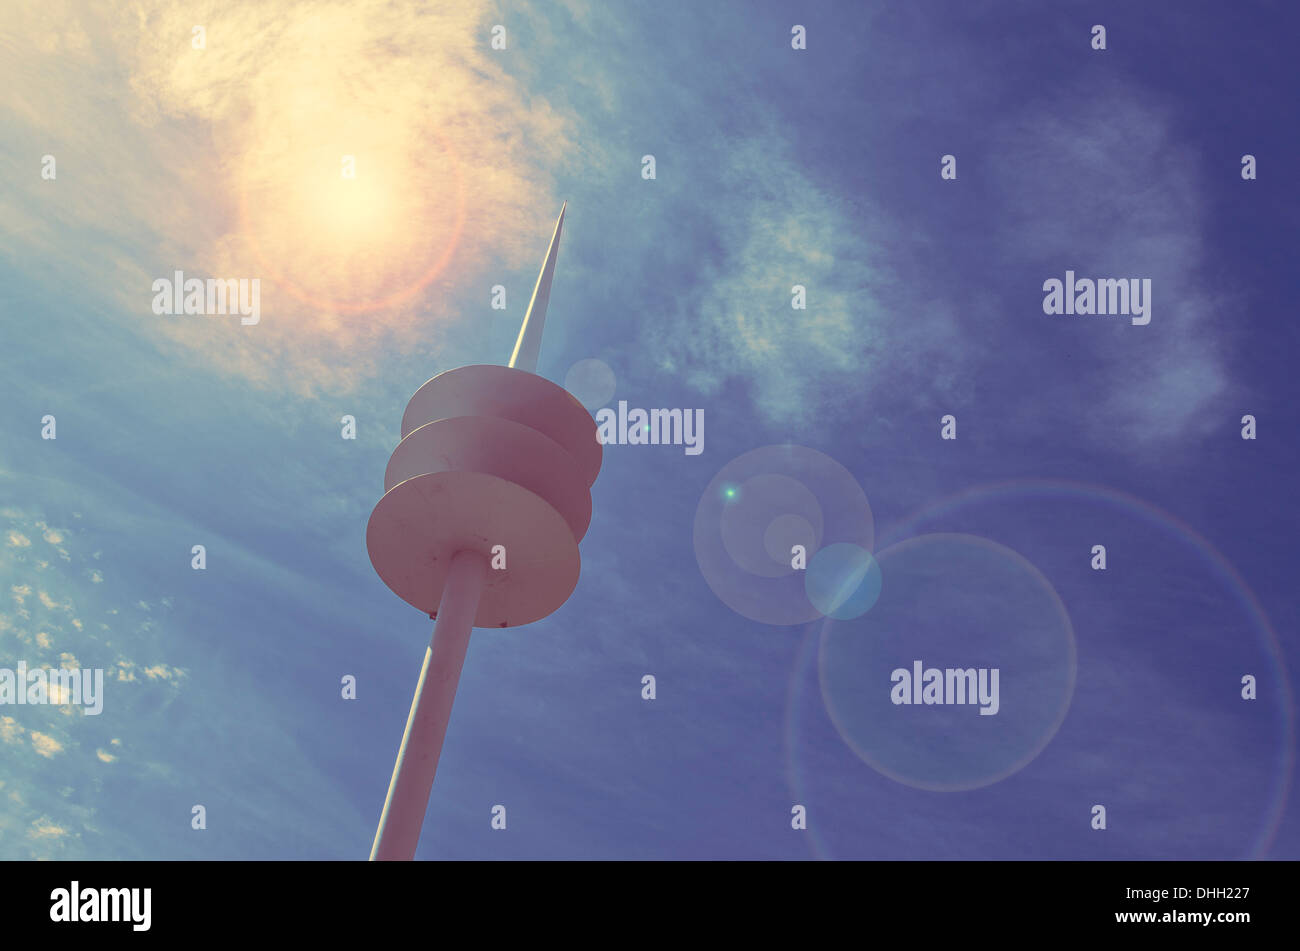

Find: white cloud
0;717;24;744
28;817;69;839
30;731;63;758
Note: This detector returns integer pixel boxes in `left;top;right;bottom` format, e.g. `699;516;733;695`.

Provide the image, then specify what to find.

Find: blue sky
0;0;1295;859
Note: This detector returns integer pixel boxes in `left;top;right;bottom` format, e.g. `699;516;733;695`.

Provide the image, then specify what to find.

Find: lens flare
805;543;882;620
786;480;1294;860
694;446;873;626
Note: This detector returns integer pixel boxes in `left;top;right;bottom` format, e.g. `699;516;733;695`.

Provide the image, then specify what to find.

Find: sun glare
237;98;465;315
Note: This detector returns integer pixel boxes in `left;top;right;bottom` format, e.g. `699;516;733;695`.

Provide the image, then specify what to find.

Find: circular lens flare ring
817;532;1077;793
694;445;874;626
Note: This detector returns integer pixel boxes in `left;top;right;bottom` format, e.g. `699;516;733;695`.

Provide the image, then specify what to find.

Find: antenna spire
508;201;566;373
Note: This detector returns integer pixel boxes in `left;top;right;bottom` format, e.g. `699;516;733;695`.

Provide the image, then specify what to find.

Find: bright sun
237;102;465;315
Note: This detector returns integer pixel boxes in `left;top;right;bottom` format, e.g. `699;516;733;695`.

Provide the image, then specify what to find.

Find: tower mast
367;204;598;861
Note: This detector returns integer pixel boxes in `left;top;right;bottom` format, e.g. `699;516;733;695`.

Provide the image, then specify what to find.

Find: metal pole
370;549;489;860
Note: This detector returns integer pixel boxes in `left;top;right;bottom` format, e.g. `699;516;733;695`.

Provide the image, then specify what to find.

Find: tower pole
370;550;488;860
369;203;569;860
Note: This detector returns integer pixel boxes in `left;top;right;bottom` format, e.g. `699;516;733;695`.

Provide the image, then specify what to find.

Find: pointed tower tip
507;203;568;373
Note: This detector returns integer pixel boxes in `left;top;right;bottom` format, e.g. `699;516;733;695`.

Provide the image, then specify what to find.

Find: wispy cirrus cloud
988;78;1235;448
646;139;903;429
